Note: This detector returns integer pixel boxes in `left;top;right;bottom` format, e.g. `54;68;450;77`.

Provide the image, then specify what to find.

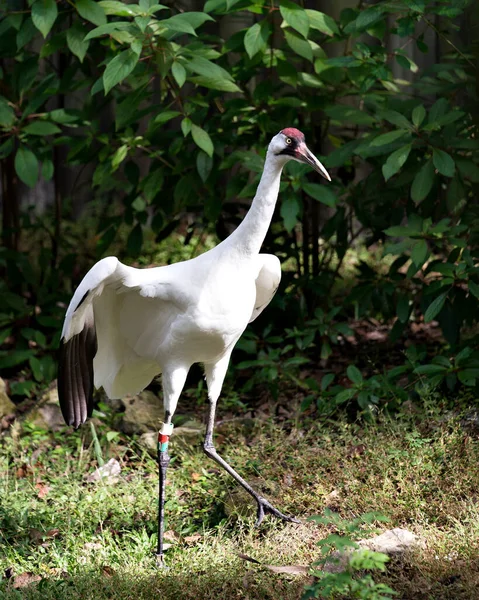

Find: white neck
224;151;287;257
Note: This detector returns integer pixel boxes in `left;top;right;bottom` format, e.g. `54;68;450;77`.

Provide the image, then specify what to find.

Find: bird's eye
286;138;292;145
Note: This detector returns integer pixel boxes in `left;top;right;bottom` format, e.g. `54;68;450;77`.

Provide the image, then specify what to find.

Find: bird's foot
255;497;301;527
155;552;169;570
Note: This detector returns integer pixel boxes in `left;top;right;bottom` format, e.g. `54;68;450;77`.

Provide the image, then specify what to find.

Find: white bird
58;127;330;563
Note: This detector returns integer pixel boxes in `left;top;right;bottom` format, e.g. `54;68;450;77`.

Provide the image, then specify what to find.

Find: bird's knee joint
203;441;216;455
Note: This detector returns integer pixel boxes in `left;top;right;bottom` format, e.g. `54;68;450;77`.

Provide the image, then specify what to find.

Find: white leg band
160;422;174;436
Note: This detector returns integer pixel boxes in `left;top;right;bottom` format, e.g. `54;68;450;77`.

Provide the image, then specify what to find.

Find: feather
58;306;97;428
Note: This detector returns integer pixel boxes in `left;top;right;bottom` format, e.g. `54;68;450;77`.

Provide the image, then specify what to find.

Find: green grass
2;402;479;599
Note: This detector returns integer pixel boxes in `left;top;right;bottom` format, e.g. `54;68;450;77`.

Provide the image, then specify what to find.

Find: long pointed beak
299;144;331;181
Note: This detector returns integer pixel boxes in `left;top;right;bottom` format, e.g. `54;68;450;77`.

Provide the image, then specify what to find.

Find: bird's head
268;128;331;181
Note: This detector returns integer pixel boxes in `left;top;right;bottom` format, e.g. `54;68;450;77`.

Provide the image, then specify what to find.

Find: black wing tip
57;320;97;429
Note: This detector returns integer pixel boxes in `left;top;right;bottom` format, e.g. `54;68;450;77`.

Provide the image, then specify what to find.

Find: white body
61;134;296;417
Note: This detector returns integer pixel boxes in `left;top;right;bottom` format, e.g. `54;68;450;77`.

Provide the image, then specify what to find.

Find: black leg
203;401;300;526
155;416;173;566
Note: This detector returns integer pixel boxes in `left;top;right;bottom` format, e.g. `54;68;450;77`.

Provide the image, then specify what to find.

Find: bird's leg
156;416;173;566
203;399;300;526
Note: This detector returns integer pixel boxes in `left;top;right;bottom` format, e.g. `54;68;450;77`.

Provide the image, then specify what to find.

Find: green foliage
0;0;478;410
303;511;397;599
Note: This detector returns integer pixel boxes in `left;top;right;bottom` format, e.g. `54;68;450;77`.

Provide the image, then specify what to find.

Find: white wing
58;257;169;427
249;254;281;323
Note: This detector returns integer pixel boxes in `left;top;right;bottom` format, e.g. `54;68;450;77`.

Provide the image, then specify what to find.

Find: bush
1;0;478;408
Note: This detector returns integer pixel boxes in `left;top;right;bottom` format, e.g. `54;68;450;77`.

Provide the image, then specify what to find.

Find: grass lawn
1;399;479;599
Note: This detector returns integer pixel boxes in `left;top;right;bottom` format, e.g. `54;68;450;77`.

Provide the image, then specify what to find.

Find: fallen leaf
264;565;309;575
12;573;42;588
16;466;27;479
86;458;121;483
237;553;309;575
346;444;366;458
184;534;202;544
325;489;340;504
191;472;202;481
35;482;50;499
45;528;59;539
237;553;261;565
102;565;115;577
28;528;43;542
164;530;179;543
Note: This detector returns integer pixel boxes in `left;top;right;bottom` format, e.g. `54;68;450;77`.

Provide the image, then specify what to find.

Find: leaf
111;144;128;170
396;295;410;323
17;18;39;49
244;21;270;59
67;21;90;63
302;182;336;207
75;0;107;26
382;144;412;181
371;130;408;147
380;110;411;130
197;151;213;182
12;573;42;589
172;11;214;29
153;110;180;125
468;281;479;300
84;22;131;41
458;370;478;386
237;553;308;575
414;364;448;375
0;97;15;127
185;56;233;82
284;29;312;62
103;49;139;95
347;365;363;384
456;159;479;182
30;356;44;381
281;195;301;232
23;121;61;135
189;76;241;93
335;388;356;403
412;104;426;128
305;10;339;36
354;6;383;31
321;373;335;391
15;146;38;188
98;0;141;16
411;159;434;204
31;0;58;38
324;105;375;126
204;0;225;12
191;124;213;157
181;117;191;136
237;553;261;565
411;239;428;268
142;169;164;201
172;62;186;87
433;148;455;177
131;196;145;211
160;14;197;36
280;0;309;38
42;158;54;181
48;108;80;123
411;237;429;267
0;350;33;369
264;565;309;575
127;223;143;256
424;292;447;322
